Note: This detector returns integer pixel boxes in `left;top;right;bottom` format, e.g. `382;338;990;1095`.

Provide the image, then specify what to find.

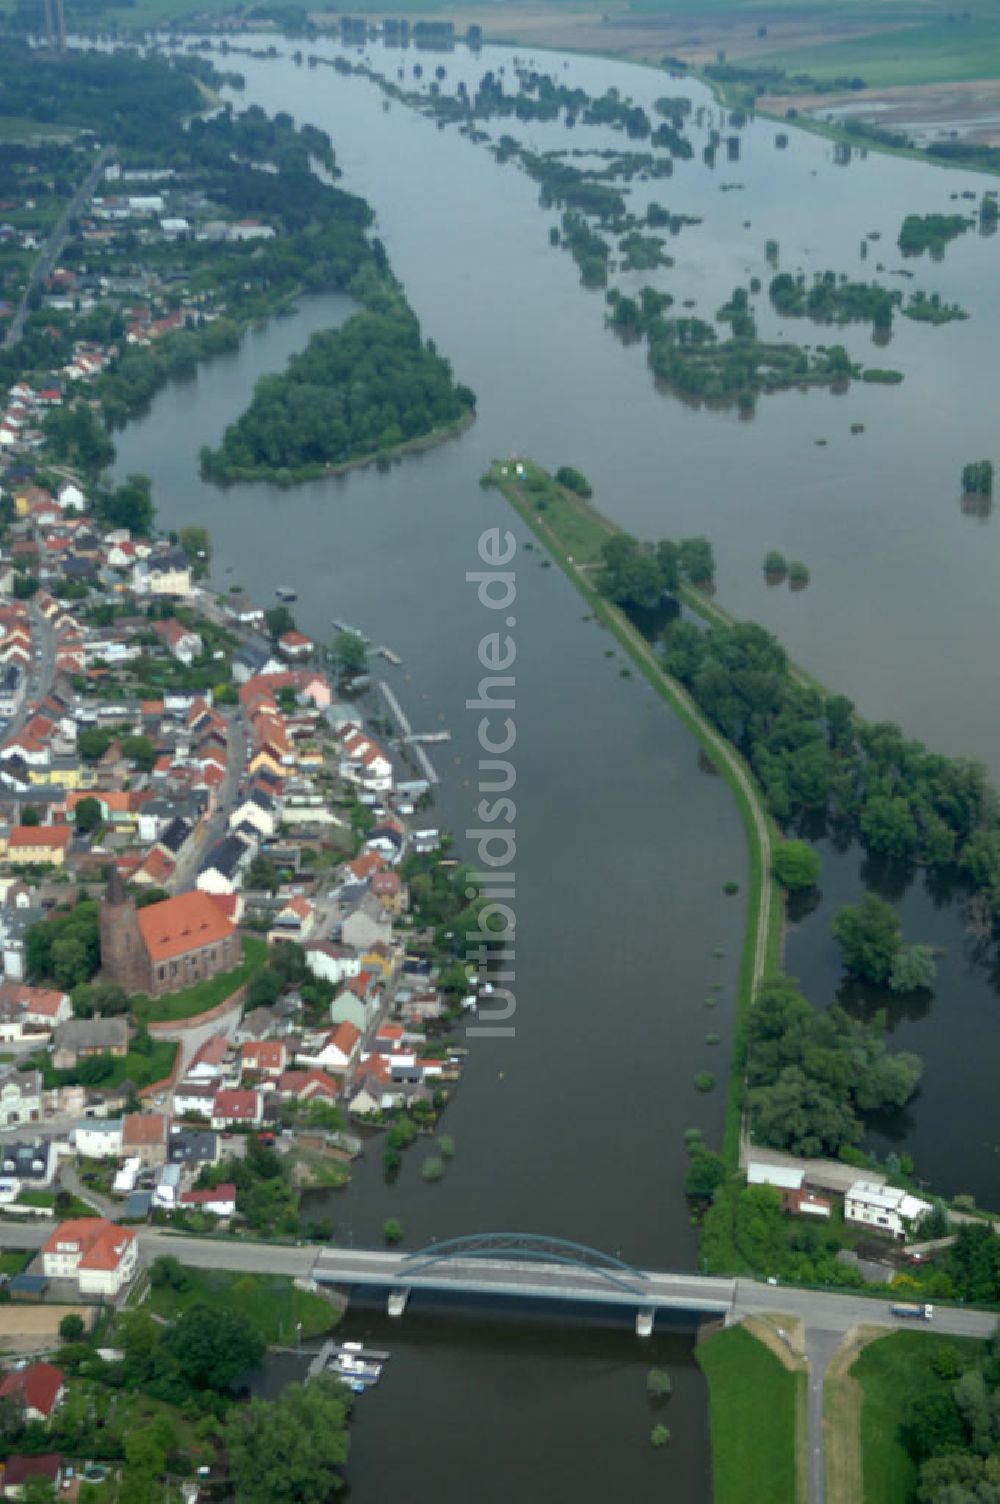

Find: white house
844;1180;932;1240
153;618;202;666
228;791;277;840
305;940;361;988
41;1218;138;1297
172;1081;216;1119
0;1069;41;1126
339;731;393;794
299;1021;361;1076
178;1184;237;1217
73;1119;123;1159
56;481;86;512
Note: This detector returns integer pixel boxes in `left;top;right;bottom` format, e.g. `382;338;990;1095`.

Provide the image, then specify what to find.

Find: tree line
659;609;1000;913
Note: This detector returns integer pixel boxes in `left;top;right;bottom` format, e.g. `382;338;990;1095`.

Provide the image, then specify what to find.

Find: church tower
99;868;149;995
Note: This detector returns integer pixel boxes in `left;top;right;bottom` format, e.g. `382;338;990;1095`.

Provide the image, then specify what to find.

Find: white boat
332;1355;382;1385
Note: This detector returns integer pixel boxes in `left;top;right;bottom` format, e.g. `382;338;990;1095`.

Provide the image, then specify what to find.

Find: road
734;1279;997;1504
0;1218;992;1502
169;705;246;894
3;146;114;349
0;1222;993;1344
1;601;56;746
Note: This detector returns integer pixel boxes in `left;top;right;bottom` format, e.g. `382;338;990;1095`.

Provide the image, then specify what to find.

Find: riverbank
484;458;783;1168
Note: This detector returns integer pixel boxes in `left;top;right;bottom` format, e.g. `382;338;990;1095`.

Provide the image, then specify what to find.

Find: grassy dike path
698;1321;808;1504
485;459;784;1165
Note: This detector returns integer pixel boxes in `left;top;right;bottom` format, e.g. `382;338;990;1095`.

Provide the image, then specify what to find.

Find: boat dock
373;645;402;666
306;1339;336;1380
379;680;440;785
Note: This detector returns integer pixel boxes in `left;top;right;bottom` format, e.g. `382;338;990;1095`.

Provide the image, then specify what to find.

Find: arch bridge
311;1232;736;1326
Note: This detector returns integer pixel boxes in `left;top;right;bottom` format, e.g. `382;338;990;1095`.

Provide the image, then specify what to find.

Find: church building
99;870;240;999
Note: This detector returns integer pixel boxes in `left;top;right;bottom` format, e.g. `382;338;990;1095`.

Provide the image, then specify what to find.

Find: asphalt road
0;1219;992;1502
169;706;246;894
4;146;114;349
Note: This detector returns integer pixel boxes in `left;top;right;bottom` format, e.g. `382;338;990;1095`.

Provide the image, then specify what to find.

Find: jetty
378;680;440;785
306;1339;336;1380
372;645;402;666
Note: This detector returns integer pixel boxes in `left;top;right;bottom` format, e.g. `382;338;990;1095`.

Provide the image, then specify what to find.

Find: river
109;31;1000;1497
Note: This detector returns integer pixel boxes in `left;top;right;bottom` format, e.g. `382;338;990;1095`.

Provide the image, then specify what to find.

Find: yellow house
249;747;281;778
3;824;71;866
31;758;84;790
361;943;394;981
13;492;30;519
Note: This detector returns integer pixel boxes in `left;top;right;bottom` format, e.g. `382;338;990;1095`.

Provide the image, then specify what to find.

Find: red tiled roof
42;1217;135;1273
178;1184;236;1207
7;825;71;850
122;1112;168;1146
213;1089;259;1120
327;1021;360;1057
137;891;235;964
241;1040;285;1070
0;1362;63;1417
3;1453;62;1486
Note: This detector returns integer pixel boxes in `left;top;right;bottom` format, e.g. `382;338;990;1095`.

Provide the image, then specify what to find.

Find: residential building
168;1128;219;1168
153;618;202;666
0;1363;64;1422
121;1112;169;1167
240;1039;287;1079
275;1067;339;1103
51;1017;129;1071
173;1079;216;1119
0;665;24;720
0;1069;41;1126
132;548;192;597
0;1140;55;1187
195;835;249;897
844;1180;932;1240
72;1119;123;1159
1;1453;63;1497
177;1184;236;1217
41;1218;138;1297
211;1089;262;1130
304;940;361;988
301;1021;361;1076
1;825;71;867
341;893;392;952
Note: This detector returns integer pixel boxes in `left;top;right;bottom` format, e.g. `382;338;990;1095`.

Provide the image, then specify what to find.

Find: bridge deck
311;1249;736;1314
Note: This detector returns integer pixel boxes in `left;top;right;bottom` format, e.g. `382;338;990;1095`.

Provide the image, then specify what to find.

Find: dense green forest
745;974;922;1157
200;295;476;481
0;43;208;146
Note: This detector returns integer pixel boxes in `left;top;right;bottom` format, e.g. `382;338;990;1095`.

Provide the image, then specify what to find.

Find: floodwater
110;31;1000;1496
